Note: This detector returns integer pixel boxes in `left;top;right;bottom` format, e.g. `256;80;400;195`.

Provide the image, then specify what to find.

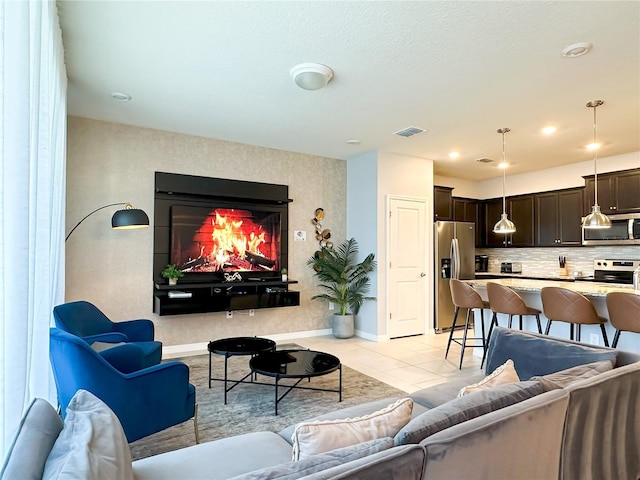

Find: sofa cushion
394;380;543;445
301;444;427;480
291;398;413;461
227;437;394;480
458;359;520;396
43;389;133;480
485;327;618;380
0;398;63;480
410;372;485;409
132;432;293;480
532;359;614;391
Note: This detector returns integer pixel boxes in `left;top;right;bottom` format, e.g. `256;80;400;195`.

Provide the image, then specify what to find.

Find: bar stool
445;279;491;369
486;282;543;340
606;292;640;348
541;286;609;346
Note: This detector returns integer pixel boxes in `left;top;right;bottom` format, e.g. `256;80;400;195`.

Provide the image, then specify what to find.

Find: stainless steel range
592;259;640;284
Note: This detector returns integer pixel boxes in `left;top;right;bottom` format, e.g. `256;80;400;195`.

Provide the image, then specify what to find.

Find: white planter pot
169;278;178;286
332;314;355;339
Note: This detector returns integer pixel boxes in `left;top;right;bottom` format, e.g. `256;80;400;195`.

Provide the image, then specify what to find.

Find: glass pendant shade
493;128;516;235
582;100;611;230
582;204;612;229
493;213;517;234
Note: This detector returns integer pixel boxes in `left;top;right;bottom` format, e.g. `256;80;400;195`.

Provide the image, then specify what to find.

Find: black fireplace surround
152;172;300;316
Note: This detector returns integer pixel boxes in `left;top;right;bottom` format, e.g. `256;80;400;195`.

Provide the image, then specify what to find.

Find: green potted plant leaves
161;264;185;285
307;238;376;338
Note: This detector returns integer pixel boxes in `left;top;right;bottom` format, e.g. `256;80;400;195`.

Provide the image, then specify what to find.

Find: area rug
129;345;406;460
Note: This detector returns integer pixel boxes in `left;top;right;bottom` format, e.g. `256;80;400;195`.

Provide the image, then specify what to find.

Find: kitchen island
462;278;640;354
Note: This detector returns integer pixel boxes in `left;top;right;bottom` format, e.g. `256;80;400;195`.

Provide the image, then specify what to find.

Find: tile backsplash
476;246;640;277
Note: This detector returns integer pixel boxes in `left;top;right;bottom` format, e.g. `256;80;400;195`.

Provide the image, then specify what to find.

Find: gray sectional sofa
2;327;640;480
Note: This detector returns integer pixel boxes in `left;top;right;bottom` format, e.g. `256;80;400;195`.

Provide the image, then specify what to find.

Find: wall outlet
249;309;255;316
589;333;599;345
226;311;233;319
328;302;335;311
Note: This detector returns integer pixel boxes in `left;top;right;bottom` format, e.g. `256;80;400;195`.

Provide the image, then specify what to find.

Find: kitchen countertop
474;272;587;281
465;277;638;298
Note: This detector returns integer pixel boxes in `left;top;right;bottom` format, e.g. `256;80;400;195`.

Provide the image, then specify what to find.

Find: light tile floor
291;332;484;393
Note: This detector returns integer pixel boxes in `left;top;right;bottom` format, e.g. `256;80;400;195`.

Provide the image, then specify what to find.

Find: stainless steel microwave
582;213;640;245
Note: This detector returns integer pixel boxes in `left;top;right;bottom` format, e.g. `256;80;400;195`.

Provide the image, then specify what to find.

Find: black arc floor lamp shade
65;203;149;242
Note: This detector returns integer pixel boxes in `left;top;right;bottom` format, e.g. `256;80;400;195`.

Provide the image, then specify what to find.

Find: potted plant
161;264;184;285
281;268;288;282
307;238;376;338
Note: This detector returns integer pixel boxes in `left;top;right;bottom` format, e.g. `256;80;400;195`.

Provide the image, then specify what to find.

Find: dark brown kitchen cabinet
584;168;640;214
434;186;453;220
453;197;481;246
483;195;534;247
508;195;535;247
535;188;583;246
484;198;508;247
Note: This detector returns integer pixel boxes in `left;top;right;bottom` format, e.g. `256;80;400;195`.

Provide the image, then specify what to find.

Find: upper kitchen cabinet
453;197;482;246
583;168;640;214
483;195;534;247
508;195;535;247
535;188;583;246
434;186;453;220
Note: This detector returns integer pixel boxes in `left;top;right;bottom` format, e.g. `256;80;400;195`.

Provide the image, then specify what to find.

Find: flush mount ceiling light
542;126;557;135
290;63;334;90
110;92;132;102
562;42;592;58
493;128;517;235
448;152;460;159
582;100;611;230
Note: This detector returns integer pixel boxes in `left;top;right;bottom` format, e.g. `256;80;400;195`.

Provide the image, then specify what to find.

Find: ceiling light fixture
493;128;516;235
290;63;334;91
582;100;611;230
561;42;592;58
448;152;460;159
346;139;361;145
542;126;557;135
110;92;132;102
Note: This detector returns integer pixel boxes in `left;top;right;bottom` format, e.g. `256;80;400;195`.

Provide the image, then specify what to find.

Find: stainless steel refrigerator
434;221;476;332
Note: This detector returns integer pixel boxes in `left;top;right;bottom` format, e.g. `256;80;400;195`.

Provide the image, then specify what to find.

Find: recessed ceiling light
541;126;557;135
110;92;132;102
561;42;592;58
448;152;460;159
586;142;601;151
498;162;509;169
346;139;361;145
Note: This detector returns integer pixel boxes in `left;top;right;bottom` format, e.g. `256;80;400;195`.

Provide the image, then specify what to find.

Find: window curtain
0;0;67;458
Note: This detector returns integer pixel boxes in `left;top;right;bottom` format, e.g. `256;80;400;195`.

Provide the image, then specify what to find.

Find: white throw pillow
43;390;133;480
457;359;520;397
291;397;413;461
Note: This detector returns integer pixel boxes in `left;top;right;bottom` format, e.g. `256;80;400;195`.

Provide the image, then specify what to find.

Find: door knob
420;272;426;277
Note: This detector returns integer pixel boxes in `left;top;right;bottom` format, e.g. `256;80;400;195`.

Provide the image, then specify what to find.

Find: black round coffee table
250;349;342;415
208;336;276;404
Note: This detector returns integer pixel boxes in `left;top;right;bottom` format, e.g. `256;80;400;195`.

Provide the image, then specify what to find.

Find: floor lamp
65;203;149;242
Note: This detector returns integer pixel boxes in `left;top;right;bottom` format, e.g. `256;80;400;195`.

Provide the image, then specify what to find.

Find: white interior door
388;196;427;338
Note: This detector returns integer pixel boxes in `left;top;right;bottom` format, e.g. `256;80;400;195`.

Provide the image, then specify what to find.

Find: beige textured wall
65;116;346;346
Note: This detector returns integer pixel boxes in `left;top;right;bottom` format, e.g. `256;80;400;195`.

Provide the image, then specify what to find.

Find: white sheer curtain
0;0;67;458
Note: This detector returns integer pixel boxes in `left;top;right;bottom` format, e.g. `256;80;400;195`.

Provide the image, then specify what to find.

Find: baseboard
162;328;333;358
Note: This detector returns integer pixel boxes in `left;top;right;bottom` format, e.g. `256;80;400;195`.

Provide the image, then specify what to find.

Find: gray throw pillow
531;360;614;391
394;380;543;445
227;437;394;480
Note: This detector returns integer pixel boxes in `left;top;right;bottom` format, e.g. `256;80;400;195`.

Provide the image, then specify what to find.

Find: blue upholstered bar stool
606;292;640;348
445;279;491;369
541;286;609;346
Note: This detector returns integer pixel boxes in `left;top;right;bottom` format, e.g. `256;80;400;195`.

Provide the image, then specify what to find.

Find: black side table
250;349;342;415
208;336;276;404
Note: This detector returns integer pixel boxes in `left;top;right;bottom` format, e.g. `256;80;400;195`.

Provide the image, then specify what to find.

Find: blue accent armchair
49;328;198;443
53;300;162;368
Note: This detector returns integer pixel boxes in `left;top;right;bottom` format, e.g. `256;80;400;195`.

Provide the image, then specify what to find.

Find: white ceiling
57;1;640;181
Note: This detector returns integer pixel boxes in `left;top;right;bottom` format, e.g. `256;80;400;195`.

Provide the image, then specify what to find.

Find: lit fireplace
172;207;280;273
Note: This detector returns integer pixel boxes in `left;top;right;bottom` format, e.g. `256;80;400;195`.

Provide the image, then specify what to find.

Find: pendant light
582;100;611;229
492;128;516;234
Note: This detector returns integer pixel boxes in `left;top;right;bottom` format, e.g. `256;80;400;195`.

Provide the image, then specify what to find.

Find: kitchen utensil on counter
559;256;568;276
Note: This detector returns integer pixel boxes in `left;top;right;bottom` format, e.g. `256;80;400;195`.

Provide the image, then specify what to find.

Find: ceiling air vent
394;126;426;138
475;157;494;164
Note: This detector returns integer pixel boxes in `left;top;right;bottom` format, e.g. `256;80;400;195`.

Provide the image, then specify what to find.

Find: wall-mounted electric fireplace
153;172;299;316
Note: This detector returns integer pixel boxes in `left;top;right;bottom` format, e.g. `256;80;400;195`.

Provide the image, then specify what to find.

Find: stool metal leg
600;324;610;347
445;306;460;359
459;309;472;369
535;315;542;334
480;309;488;369
612;330;621;348
545;320;552;335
